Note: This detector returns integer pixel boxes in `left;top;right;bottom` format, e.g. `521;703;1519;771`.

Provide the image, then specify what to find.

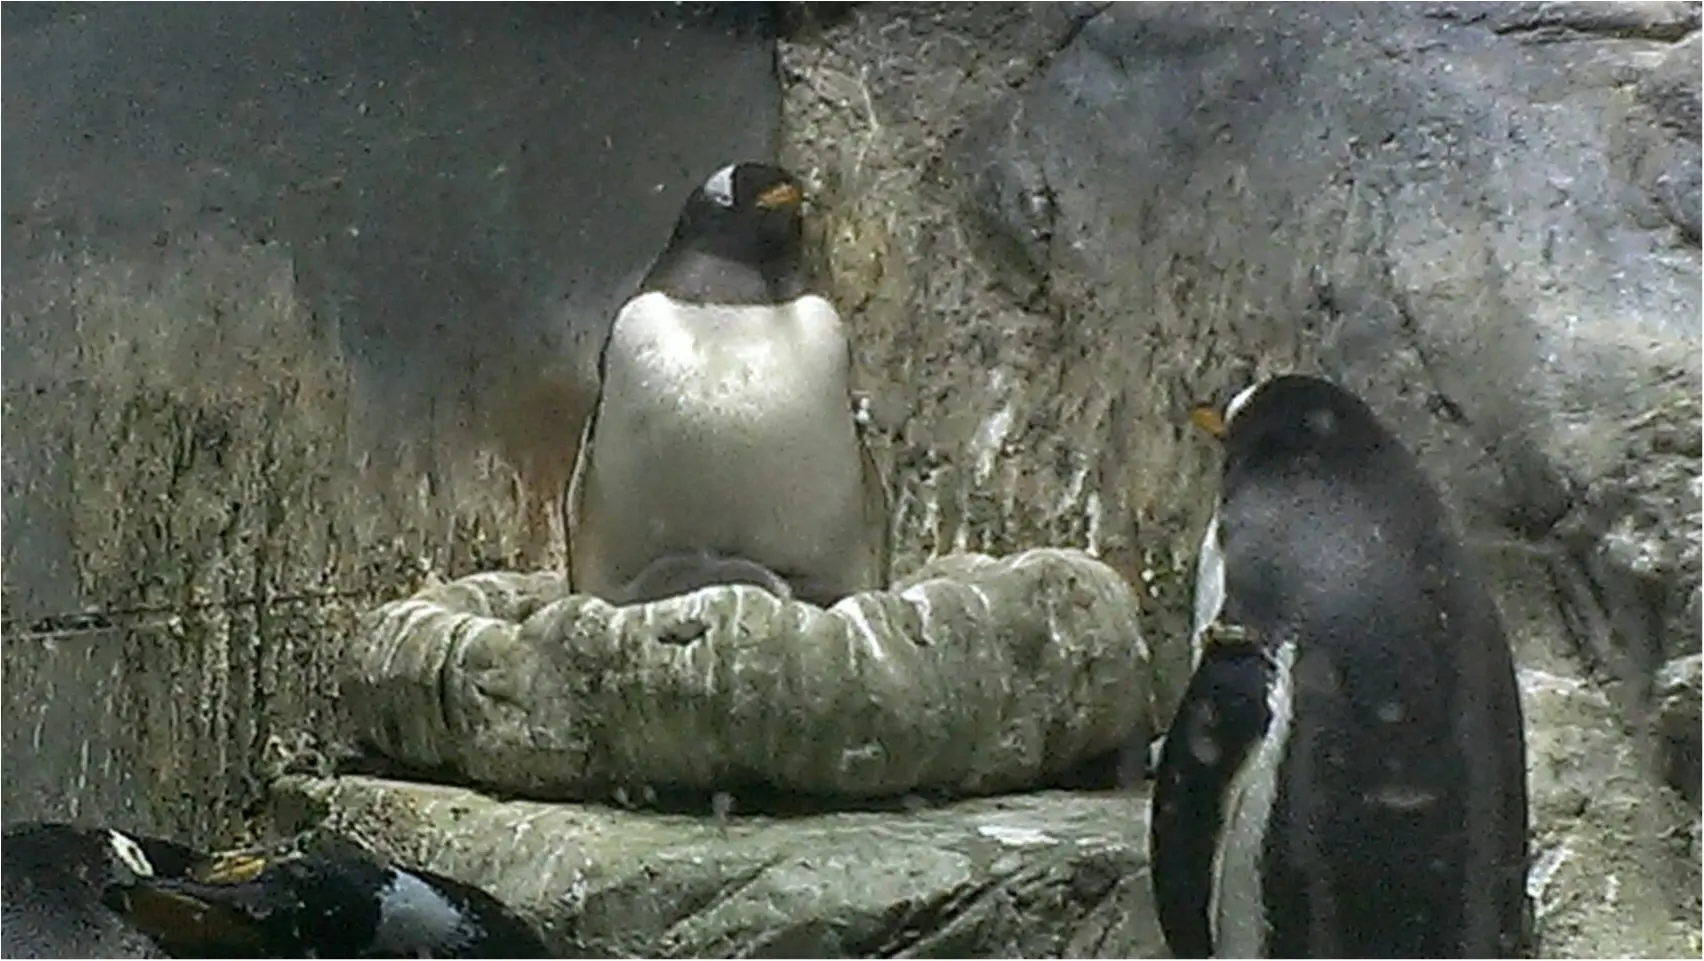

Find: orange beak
195;852;270;884
1189;403;1228;439
755;181;802;210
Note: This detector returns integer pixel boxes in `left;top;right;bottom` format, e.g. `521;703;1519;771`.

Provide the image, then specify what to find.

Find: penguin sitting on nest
1149;374;1532;958
566;161;891;608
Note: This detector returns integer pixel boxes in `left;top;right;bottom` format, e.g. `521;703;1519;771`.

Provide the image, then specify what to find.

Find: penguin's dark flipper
1150;639;1273;959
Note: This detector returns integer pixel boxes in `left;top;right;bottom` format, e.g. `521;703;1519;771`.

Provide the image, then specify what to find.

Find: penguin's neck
641;247;808;306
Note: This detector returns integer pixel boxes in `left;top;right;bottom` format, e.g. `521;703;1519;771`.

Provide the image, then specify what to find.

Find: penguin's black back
1217;376;1529;958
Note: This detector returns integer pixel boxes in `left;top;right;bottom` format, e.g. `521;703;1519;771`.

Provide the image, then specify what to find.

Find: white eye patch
107;830;156;877
1224;380;1261;425
703;164;736;208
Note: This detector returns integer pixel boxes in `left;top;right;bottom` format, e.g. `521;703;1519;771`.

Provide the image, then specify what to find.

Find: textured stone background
2;2;781;843
2;2;1698;957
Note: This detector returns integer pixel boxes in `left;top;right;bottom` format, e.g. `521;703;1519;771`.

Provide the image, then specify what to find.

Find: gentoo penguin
116;844;549;958
565;161;891;607
1;821;198;958
1149;374;1531;958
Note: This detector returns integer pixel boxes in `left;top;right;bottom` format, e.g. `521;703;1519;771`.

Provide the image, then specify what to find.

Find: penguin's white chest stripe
1210;637;1296;958
1191;511;1226;669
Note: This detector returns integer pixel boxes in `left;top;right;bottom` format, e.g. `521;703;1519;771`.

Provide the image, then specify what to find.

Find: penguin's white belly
578;293;870;597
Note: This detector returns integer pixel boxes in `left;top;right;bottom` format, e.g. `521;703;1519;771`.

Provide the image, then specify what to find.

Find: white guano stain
977;824;1057;847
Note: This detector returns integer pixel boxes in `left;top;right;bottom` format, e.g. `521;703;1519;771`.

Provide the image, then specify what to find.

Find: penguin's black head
643;161;809;304
3;822;198;893
1191;374;1396;479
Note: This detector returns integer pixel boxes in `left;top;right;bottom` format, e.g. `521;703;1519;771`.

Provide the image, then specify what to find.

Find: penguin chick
119;850;548;959
1151;373;1531;958
566;160;891;609
1;821;200;959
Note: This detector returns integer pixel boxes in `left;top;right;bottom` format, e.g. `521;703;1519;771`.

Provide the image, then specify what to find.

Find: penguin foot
1199;619;1256;650
611;783;660;810
711;791;735;824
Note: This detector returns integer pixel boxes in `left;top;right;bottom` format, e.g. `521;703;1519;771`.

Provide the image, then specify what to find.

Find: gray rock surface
965;1;1702;723
275;666;1695;958
271;775;1164;959
1656;652;1703;801
1519;667;1701;958
776;1;1699;952
4;2;1697;956
346;550;1150;802
2;4;782;843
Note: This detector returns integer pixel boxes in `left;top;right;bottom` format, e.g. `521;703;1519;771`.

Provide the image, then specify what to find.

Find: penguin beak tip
755;182;803;211
1189;403;1227;439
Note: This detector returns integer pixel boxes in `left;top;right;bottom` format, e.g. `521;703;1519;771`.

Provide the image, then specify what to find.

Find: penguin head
643;162;809;303
1190;374;1392;478
2;822;198;893
683;161;804;256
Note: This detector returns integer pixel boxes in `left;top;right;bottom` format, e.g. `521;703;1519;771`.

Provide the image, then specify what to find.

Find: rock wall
778;0;1701;952
788;0;1701;756
3;2;1698;956
1;4;781;845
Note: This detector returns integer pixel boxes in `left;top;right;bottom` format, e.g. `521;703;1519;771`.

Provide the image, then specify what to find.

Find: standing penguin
566;161;890;607
1149;374;1531;958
